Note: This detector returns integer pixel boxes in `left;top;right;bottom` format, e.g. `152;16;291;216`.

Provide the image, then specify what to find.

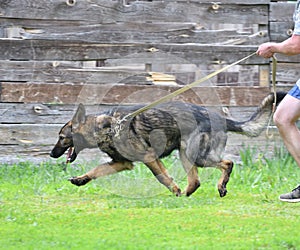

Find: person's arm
256;34;300;58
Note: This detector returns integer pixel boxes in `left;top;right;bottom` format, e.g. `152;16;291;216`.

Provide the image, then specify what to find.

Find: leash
114;52;257;137
266;55;278;138
272;55;277;112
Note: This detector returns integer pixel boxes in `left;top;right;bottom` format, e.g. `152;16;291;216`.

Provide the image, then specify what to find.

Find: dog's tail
226;92;286;137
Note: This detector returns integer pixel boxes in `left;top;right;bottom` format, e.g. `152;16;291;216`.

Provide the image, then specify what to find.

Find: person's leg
273;85;300;202
274;95;300;167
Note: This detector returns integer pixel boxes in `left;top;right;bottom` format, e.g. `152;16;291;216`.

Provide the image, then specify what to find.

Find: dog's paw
175;189;182;197
171;186;181;197
68;175;92;186
218;188;227;198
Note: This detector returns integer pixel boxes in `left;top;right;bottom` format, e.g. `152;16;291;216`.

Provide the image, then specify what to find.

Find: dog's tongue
66;147;74;164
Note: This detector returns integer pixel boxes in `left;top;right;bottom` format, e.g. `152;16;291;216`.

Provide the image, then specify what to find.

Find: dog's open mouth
66;147;77;163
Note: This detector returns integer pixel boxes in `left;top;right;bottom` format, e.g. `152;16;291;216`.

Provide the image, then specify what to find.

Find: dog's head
50;120;77;163
50;103;116;163
50;104;88;163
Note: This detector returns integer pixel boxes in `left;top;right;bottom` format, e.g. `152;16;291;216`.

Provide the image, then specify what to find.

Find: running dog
50;92;286;197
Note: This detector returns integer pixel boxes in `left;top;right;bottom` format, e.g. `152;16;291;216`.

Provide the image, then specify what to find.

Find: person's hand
256;42;276;58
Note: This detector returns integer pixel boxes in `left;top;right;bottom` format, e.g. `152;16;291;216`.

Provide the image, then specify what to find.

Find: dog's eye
59;136;65;140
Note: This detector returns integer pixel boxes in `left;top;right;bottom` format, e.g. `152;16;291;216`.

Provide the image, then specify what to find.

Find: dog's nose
49;151;54;157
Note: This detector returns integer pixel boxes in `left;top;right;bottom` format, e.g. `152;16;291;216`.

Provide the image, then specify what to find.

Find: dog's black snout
49;148;62;158
49;146;69;159
49;150;56;158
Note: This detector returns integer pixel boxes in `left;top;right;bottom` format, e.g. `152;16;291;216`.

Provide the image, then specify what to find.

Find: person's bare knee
273;110;284;128
274;95;300;128
273;106;295;129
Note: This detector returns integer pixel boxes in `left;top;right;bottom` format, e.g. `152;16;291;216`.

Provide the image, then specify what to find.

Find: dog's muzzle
50;146;77;163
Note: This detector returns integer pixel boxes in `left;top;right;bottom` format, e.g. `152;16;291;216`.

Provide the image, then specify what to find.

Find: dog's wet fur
50;92;286;197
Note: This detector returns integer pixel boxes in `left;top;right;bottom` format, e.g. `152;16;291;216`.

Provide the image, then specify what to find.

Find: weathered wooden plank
259;65;270;87
0;1;268;24
0;102;264;125
269;22;294;42
269;2;295;42
0;102;270;126
269;2;295;22
0;124;61;145
205;64;260;87
0;82;270;106
0;40;265;65
274;63;300;84
1;19;268;45
271;53;300;63
0;144;104;164
0;60;148;84
0;103;118;124
0;60;261;85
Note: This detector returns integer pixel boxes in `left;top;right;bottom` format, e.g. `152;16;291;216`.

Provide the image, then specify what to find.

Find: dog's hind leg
69;161;134;186
216;159;234;197
145;159;181;196
179;151;200;196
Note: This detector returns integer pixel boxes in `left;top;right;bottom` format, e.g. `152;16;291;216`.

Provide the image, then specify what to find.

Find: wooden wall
0;0;298;163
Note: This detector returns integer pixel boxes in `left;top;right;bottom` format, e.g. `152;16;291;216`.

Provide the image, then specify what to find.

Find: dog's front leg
145;159;181;196
69;161;134;186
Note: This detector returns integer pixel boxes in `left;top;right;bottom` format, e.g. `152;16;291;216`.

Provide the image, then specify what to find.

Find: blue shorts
288;84;300;99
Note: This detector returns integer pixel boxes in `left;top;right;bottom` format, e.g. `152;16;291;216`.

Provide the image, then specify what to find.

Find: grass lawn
1;147;300;250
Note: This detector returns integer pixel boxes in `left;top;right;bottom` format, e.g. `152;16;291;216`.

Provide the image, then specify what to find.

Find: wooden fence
0;0;299;163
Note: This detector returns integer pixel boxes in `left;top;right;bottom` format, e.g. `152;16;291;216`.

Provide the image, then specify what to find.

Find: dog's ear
72;103;86;130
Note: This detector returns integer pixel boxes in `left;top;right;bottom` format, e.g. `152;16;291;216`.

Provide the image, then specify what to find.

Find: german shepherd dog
50;92;285;197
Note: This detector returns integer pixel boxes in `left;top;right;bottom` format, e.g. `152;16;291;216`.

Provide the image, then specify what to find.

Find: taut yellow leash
114;52;257;137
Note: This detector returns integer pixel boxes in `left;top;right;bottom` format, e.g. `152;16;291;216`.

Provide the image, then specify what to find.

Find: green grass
1;147;300;250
